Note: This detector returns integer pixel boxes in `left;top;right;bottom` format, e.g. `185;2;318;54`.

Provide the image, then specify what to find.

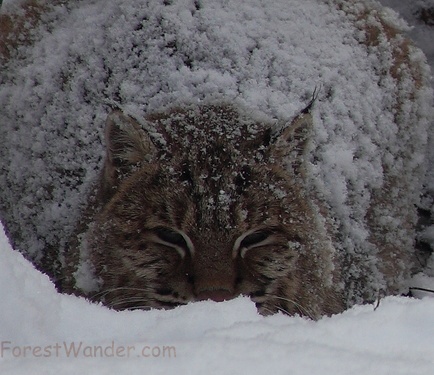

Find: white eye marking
181;231;195;256
152;227;195;258
153;238;186;258
232;228;274;258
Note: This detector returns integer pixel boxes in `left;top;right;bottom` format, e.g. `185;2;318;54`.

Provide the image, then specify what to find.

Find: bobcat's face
82;103;342;317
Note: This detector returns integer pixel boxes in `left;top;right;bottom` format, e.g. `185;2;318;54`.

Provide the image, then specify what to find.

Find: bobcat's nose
196;289;234;302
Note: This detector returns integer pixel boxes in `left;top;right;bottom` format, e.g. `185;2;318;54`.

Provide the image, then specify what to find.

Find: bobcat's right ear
270;98;315;177
102;110;157;194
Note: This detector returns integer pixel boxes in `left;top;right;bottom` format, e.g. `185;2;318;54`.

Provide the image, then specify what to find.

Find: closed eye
239;230;271;248
155;227;186;246
152;226;195;257
232;228;275;258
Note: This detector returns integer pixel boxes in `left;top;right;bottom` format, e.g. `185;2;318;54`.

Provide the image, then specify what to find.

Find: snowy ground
1;0;434;373
1;227;434;374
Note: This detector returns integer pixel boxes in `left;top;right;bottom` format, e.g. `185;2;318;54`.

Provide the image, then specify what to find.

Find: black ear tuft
271;95;317;175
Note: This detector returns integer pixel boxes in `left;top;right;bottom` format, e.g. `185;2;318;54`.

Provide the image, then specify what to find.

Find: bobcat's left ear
102;110;157;196
270;96;316;175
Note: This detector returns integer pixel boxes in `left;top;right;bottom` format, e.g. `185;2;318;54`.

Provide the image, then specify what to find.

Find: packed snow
1;226;434;374
0;0;434;373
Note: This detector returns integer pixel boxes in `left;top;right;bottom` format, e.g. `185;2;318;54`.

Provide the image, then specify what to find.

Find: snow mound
0;0;432;310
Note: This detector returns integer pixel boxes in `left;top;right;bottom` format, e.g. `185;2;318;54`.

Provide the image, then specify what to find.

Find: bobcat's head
82;101;342;318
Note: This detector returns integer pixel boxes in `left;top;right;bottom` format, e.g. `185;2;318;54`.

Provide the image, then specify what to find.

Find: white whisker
268;295;315;319
90;286;150;300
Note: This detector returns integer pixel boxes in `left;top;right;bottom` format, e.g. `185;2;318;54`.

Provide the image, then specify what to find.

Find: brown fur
62;103;344;318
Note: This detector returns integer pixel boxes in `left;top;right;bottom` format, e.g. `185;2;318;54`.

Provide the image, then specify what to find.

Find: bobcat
0;0;431;318
62;99;344;318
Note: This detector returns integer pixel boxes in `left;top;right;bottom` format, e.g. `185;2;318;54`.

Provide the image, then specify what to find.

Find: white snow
378;0;434;75
0;0;434;373
1;225;434;374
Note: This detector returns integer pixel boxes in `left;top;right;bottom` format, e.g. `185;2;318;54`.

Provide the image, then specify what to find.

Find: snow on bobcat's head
65;101;343;318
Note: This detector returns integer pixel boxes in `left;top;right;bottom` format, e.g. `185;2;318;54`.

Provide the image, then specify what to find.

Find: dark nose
196;289;234;302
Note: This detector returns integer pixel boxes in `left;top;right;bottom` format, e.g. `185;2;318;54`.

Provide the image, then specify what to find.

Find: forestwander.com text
0;341;177;359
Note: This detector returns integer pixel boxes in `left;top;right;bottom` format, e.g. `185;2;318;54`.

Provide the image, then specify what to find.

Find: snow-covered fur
0;0;432;316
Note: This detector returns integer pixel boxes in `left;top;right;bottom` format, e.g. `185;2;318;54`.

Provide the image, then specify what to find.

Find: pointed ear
102;110;157;193
271;109;313;176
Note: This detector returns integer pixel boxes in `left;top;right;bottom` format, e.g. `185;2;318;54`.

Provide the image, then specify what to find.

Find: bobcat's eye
152;226;194;257
155;227;186;246
239;231;271;249
232;228;274;258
